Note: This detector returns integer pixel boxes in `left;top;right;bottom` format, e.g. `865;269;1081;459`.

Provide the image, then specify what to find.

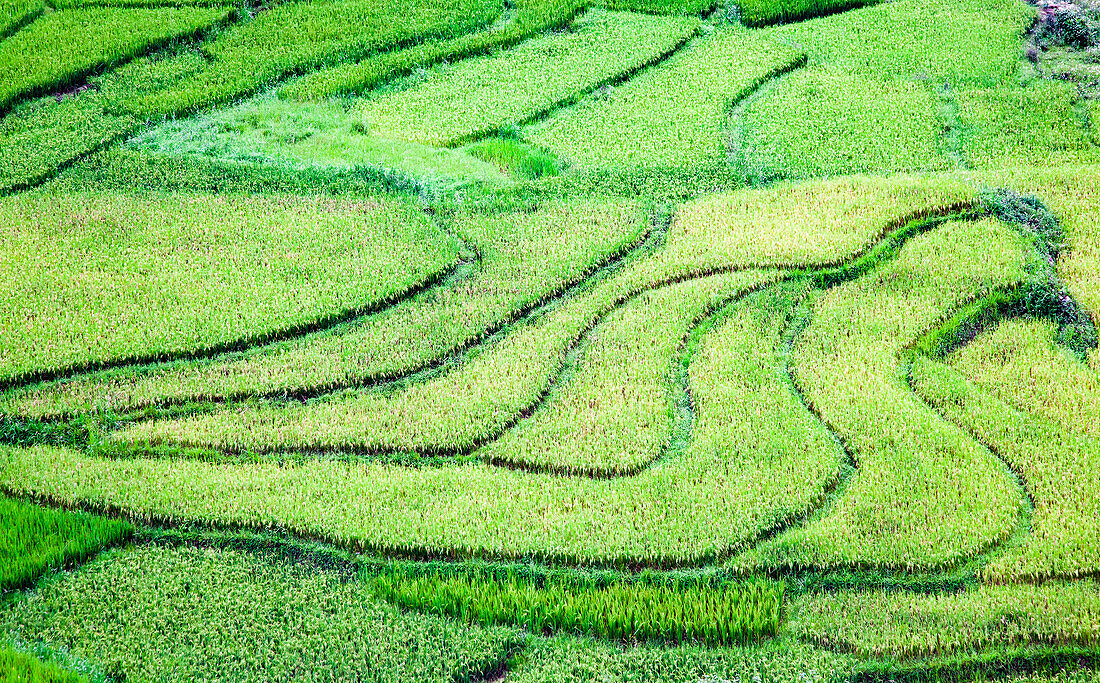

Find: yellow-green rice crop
0;6;230;111
947;318;1100;438
911;353;1100;582
1;199;648;417
1;271;854;565
524;29;804;170
743;219;1029;570
792;581;1100;659
110;271;770;459
357;10;700;146
0;192;460;384
2;544;524;683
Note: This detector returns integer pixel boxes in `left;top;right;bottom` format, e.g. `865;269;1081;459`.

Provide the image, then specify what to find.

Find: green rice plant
1;199;648;417
0;648;84;683
0;495;131;592
598;0;716;15
742;219;1030;570
357;10;700;146
525;28;804;170
761;0;1035;87
729;67;949;182
367;569;783;645
911;353;1100;582
737;0;880;27
0;0;42;39
0;94;139;195
510;636;856;683
103;0;503;118
956;83;1100;170
0;192;460;385
1;544;523;682
0;6;230;112
279;0;586;101
465;136;560;180
128;93;517;192
109;270;770;459
49;0;233;7
946;318;1099;438
792;581;1100;659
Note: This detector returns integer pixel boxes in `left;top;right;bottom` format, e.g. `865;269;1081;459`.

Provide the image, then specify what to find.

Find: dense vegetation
2;0;1100;679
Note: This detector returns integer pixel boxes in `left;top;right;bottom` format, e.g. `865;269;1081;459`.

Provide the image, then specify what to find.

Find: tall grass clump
0;648;84;683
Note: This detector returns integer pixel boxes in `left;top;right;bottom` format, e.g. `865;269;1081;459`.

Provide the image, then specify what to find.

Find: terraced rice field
2;0;1100;680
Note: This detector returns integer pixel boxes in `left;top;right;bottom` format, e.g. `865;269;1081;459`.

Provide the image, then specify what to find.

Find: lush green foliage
0;0;42;38
0;495;130;592
793;581;1100;658
527;28;803;170
105;0;502;118
0;6;229;111
912;348;1100;582
280;0;586;101
357;11;700;146
2;199;647;417
369;569;783;645
2;544;523;682
598;0;715;15
0;192;459;384
743;219;1030;570
0;648;83;683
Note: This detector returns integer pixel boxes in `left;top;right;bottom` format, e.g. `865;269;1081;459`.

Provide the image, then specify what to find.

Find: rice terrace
2;0;1100;678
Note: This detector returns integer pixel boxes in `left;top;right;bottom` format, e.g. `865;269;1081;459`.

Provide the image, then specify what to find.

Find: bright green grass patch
525;29;803;170
2;544;523;682
0;495;131;592
957;82;1100;170
947;318;1100;438
1;271;846;566
792;581;1100;659
279;0;585;101
729;67;949;181
0;94;138;194
357;10;700;146
761;0;1035;86
128;93;515;192
370;570;783;645
0;648;83;683
104;0;502;118
737;0;879;27
0;192;459;384
741;219;1029;570
510;636;856;683
912;353;1100;582
466;137;560;180
1091;100;1100;147
1;199;648;417
0;6;230;112
0;0;42;38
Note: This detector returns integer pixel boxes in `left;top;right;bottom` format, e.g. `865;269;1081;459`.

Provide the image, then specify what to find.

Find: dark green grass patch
0;6;231;112
0;496;131;593
737;0;880;27
0;648;84;683
599;0;716;15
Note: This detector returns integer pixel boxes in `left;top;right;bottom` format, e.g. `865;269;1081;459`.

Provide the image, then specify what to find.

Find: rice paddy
3;0;1100;678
